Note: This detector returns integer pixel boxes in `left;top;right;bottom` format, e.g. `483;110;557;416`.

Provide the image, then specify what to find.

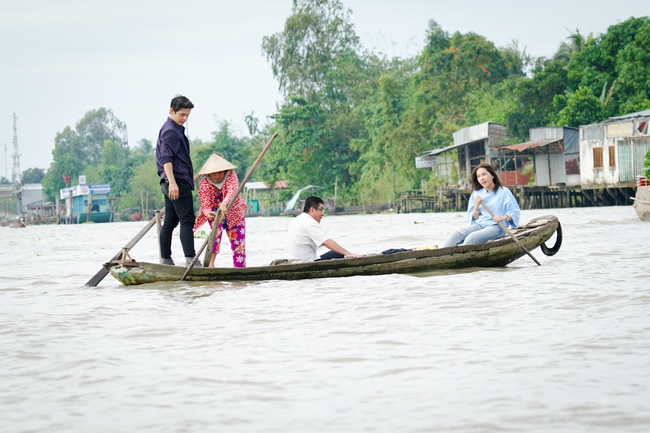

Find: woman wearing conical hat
193;153;247;267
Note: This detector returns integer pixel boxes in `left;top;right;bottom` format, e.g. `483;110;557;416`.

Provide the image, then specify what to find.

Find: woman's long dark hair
470;163;502;191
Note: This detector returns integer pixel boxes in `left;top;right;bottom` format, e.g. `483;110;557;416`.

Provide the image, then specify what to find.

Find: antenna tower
12;113;21;184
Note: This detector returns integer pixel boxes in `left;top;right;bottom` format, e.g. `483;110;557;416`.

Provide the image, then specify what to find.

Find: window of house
608;146;616;168
593;147;603;169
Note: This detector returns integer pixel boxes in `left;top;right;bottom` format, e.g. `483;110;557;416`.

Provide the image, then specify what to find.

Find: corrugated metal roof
244;180;290;190
423;142;466;156
22;183;43;190
245;181;269;190
607;109;650;121
499;138;562;153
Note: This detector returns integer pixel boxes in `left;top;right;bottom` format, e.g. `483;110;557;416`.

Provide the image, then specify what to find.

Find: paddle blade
85;268;109;287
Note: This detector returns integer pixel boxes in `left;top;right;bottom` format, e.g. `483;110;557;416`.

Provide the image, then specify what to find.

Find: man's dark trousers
160;179;196;260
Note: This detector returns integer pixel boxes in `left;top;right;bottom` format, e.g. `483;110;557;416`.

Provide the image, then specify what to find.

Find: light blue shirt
466;186;520;228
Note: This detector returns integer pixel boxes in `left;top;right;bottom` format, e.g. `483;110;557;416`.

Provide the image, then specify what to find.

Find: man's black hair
303;196;324;213
170;95;194;112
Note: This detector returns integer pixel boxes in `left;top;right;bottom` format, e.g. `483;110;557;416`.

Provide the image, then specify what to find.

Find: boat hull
633;186;650;221
105;215;561;286
78;211;114;223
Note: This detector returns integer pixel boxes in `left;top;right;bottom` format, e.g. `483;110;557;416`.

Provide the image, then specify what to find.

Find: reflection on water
1;206;649;432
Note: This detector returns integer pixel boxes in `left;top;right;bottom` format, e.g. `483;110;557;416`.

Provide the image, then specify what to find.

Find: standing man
284;196;361;263
156;95;200;266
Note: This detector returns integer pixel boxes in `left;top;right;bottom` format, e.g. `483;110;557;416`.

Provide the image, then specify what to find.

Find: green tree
402;20;511;155
615;21;650;113
121;156;165;212
75;108;128;166
504;59;568;140
566;17;650;116
351;71;414;203
553;29;590;64
417;22;509;104
244;112;259;136
465;79;518;126
51;126;85;165
192;121;253;182
21;167;46;184
41;154;84;200
43;109;130;200
500;40;531;77
101;139;130;167
552;86;604;127
0;176;11;184
262;0;363;102
262;0;370;200
134;138;154;155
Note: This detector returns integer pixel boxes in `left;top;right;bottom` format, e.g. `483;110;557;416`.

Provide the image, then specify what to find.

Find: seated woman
442;163;520;247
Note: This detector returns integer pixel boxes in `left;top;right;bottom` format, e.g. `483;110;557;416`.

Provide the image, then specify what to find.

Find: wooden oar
181;132;279;280
85;173;203;287
84;208;166;287
480;202;541;266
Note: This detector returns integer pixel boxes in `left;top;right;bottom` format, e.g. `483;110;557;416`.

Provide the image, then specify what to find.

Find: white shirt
284;212;330;263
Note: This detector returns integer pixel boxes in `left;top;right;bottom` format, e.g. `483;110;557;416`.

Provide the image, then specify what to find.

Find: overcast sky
1;0;646;176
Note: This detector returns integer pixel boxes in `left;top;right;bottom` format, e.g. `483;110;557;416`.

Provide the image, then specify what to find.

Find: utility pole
11;113;21;185
3;142;7;179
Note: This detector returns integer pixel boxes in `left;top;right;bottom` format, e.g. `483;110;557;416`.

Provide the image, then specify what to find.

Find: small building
580;110;650;189
495;126;580;187
419;122;507;186
21;183;45;212
243;180;289;216
59;184;113;223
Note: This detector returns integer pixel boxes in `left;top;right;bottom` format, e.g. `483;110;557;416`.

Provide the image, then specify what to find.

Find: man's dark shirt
156;117;194;188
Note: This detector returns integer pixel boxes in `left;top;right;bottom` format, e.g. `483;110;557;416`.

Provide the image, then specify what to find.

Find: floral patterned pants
211;218;246;267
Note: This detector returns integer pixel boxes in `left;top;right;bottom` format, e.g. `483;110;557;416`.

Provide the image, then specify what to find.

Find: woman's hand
472;195;482;220
219;202;228;217
207;211;216;221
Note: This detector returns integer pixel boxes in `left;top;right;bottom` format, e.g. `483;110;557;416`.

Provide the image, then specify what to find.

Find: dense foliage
29;2;650;211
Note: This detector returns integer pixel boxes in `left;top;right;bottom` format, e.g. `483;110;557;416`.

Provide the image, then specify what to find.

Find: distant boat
119;208;143;222
104;215;562;286
632;181;650;222
284;185;324;212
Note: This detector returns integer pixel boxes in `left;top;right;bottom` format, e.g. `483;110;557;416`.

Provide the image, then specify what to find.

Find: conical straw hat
197;153;237;176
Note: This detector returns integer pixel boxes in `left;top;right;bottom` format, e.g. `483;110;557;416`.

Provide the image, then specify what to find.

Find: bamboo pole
155;210;162;262
480;202;541;266
86;192;92;222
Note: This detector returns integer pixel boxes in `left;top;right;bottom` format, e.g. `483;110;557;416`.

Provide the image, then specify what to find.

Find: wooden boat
104;215;562;286
632;186;650;221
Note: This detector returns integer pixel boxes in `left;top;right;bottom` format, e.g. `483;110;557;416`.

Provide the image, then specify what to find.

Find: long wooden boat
104;215;562;286
632;186;650;221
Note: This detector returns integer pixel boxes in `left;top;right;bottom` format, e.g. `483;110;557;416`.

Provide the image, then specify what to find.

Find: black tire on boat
540;221;562;256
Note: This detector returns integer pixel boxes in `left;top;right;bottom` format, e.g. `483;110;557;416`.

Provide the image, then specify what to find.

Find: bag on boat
381;248;410;255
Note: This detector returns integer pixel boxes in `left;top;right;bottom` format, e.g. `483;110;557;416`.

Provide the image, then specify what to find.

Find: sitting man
284;196;361;263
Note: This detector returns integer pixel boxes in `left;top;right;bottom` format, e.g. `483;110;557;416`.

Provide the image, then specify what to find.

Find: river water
1;206;649;433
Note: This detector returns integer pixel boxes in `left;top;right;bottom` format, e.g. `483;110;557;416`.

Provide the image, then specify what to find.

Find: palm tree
553;29;589;64
244;111;259;136
499;39;530;76
135;138;154;155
